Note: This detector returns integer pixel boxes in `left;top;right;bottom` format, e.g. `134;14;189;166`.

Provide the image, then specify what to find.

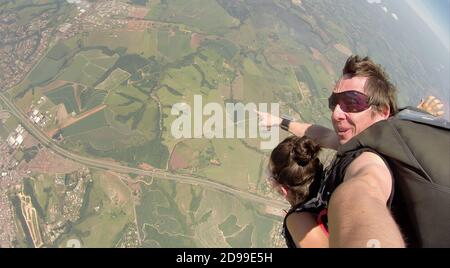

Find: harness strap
316;209;329;237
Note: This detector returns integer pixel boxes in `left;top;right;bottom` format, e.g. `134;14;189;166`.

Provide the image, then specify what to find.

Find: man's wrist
280;116;292;131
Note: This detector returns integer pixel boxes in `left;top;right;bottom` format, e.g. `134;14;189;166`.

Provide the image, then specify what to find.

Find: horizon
405;0;450;51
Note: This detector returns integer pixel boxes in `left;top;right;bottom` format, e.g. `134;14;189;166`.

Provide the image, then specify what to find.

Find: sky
405;0;450;50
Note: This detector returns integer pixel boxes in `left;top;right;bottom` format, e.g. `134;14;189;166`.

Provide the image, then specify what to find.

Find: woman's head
268;136;324;206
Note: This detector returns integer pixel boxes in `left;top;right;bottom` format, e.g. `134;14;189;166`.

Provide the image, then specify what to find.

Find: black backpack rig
282;107;450;248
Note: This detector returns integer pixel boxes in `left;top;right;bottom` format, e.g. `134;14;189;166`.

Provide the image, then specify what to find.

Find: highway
0;93;289;210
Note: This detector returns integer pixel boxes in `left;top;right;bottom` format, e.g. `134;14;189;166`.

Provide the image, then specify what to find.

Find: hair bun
292;137;320;167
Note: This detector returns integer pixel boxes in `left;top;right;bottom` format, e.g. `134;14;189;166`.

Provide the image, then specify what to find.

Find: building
15;134;23;146
15;124;24;134
7;136;15;146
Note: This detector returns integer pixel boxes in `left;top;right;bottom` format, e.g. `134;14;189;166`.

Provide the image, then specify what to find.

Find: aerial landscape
0;0;448;247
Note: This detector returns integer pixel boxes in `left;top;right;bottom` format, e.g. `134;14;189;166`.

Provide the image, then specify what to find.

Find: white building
33;116;41;124
7;136;15;146
15;134;23;145
15;124;24;134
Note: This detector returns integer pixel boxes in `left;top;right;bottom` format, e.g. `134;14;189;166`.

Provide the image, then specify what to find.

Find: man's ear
381;104;390;118
374;104;390;119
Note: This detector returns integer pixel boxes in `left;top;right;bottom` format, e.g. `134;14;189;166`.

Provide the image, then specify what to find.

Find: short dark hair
342;55;398;116
269;136;324;205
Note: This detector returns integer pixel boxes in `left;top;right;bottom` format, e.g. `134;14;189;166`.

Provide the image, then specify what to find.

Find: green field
85;138;169;168
96;68;131;91
192;182;279;247
45;84;79;114
170;139;214;170
197;139;264;190
157;30;193;61
0;110;17;139
113;54;149;75
63;119;166;169
146;0;239;35
226;224;253;248
58;49;117;87
28;57;66;87
31;174;61;223
219;215;241;237
70;172;134;247
22;178;46;220
201;39;239;61
79;88;107;111
104;82;158;134
85;30;158;58
61;109;109;137
0;123;9;139
114;84;148;102
46;42;71;61
49;170;135;247
3;113;20;133
161;65;205;95
136;181;197;247
135;179;280;248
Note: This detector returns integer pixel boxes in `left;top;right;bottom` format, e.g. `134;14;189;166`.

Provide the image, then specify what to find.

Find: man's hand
255;109;282;127
417;95;445;117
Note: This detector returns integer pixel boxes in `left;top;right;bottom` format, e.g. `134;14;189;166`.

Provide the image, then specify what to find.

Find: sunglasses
328;90;370;113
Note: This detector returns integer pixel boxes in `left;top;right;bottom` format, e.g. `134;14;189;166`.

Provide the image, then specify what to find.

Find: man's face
331;75;388;145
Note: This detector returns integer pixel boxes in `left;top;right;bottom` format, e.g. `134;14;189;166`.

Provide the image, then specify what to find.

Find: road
0;93;289;211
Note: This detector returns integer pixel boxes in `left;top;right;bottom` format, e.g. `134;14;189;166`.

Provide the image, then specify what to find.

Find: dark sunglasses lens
329;91;369;113
328;95;336;110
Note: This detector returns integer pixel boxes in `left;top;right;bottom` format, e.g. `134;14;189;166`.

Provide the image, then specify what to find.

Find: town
0;0;130;91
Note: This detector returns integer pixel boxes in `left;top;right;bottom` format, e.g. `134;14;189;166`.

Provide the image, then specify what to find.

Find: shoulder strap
397;106;450;130
319;147;377;206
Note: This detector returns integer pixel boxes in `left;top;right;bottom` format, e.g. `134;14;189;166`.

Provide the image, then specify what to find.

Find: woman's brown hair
269;136;324;205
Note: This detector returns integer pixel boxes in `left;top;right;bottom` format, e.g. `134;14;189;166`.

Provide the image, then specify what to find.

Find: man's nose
332;104;346;121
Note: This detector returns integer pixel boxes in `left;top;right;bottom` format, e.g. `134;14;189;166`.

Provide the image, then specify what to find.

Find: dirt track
46;104;106;138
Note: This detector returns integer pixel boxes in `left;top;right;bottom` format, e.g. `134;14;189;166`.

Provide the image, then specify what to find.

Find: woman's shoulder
286;211;317;229
285;211;329;248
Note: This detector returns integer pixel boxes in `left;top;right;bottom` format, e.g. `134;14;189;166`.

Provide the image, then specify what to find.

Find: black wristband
280;118;291;131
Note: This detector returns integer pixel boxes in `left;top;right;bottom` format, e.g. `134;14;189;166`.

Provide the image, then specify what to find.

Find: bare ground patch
127;20;152;31
19;148;83;174
334;43;352;57
138;162;155;170
169;150;189;170
310;47;335;76
190;33;204;50
22;133;39;148
128;6;149;19
218;82;231;99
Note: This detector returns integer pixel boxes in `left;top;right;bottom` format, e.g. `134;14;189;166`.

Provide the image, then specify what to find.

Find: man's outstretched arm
255;110;340;150
327;152;405;248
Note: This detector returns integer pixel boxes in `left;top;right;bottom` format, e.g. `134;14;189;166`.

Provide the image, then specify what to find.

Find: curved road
0;93;289;210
